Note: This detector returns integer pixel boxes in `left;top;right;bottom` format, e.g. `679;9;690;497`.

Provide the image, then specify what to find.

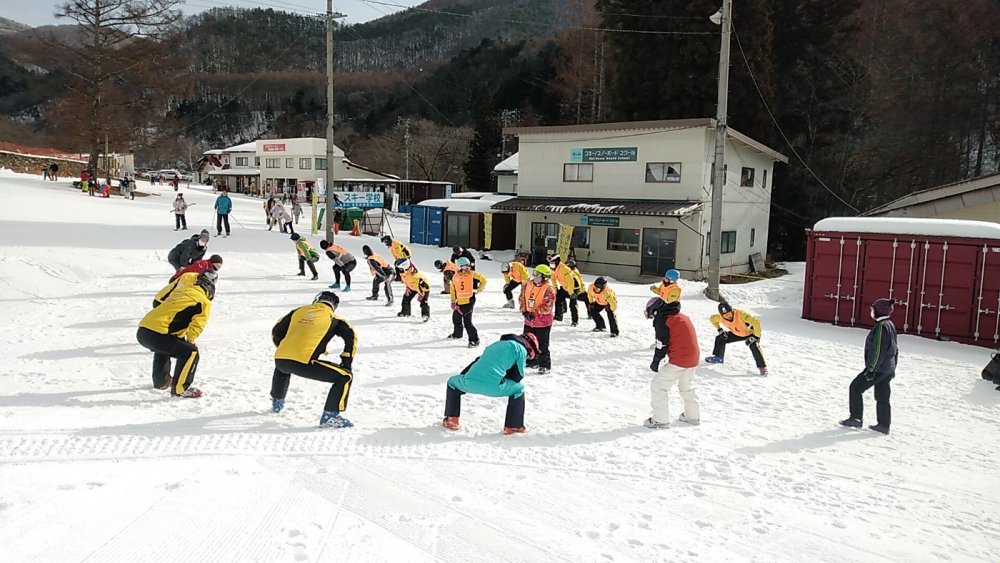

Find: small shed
409;195;516;250
803;217;1000;347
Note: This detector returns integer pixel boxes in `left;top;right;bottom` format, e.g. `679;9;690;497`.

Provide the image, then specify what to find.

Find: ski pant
333;260;356;286
298;256;318;276
451;299;478;343
371;272;393;301
578;293;591;318
713;332;766;368
503;280;521;301
441;275;451;295
282;221;294;234
136;327;199;396
175;214;187;229
271;358;353;413
650;364;700;424
444;382;525;428
401;289;429;317
554;288;579;324
216;213;230;236
849;370;893;427
591;303;618;335
523;324;551;369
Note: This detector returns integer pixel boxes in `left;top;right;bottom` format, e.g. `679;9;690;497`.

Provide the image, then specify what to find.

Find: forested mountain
0;0;996;260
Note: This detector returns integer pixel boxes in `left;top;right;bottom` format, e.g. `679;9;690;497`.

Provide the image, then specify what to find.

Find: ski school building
491;119;787;281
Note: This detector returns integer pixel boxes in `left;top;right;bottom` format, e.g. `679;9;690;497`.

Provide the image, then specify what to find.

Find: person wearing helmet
587;277;619;337
362;245;394;305
290;233;320;280
435;258;459;295
320;240;356;291
450;246;476;269
501;260;530;309
548;254;585;326
707;301;767;376
567;259;591;318
270;291;357;428
520;264;557;373
650;269;682;303
644;300;701;429
442;332;540;435
381;235;412;262
396;258;431;321
448;257;486;347
137;270;216;398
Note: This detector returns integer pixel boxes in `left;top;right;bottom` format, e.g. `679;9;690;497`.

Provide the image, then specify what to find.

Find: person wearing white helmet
395;258;431;321
448;257;486;347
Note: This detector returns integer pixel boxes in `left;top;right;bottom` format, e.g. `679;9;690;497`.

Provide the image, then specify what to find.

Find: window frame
315;158;327;171
607;228;640;253
644;162;682;183
235;156;249;167
721;230;737;254
285;158;294;169
265;158;280;169
572;226;590;249
299;158;312;170
750;228;756;247
563;163;594;183
531;222;560;253
740;167;755;187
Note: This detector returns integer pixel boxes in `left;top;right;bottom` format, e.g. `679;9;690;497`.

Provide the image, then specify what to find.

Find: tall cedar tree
463;87;501;191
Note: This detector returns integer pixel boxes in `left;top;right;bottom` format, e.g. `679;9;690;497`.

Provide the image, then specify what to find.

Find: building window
447;214;471;248
607;228;640;252
265;158;280;169
572;226;590;249
705;231;711;256
531;222;559;252
645;162;681;183
563;163;594;182
762;169;768;189
299;158;311;170
235;156;249;167
722;231;737;254
255;157;260;167
285;158;294;169
315;158;327;170
750;228;756;247
740;167;755;187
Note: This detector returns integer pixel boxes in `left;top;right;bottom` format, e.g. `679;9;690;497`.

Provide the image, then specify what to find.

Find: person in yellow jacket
152;271;198;309
650;269;682;303
395;258;431;321
136;270;216;397
706;301;768;376
434;259;459;295
270;291;357;428
587;277;619;337
501;260;530;309
448;257;486;347
381;235;412;262
567;259;591;318
548;254;584;326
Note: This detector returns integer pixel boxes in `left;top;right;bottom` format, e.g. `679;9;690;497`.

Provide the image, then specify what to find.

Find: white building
256;137;392;194
493;152;518;194
492;119;787;281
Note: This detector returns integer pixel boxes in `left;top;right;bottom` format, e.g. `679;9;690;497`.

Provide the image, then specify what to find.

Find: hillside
0;16;30;35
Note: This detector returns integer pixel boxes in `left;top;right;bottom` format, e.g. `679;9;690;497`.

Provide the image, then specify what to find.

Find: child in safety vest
395;258;431;321
587;277;619;337
520;264;557;373
706;301;767;376
501;260;530;309
290;233;319;280
448;257;486;347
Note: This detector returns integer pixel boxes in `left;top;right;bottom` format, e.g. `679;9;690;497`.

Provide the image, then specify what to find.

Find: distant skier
644;299;700;429
291;194;303;224
840;298;898;434
448;257;486;347
705;301;768;376
434;259;459;295
362;245;394;305
136;270;216;397
587;277;619;337
270;291;357;428
214;189;232;237
290;233;319;280
172;193;188;230
520;264;556;373
167;229;210;271
501;260;530;309
395;258;431;321
271;200;293;234
441;332;540;435
319;240;356;291
264;197;275;230
650;269;682;303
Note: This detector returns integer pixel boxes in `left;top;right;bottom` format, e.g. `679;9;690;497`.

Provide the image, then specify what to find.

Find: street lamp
706;0;732;301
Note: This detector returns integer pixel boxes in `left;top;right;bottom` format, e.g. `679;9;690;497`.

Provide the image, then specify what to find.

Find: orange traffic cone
350;219;361;237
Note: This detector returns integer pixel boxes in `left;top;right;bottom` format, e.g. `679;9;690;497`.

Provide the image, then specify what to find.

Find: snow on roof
814;217;1000;240
209;168;260;176
450;192;494;199
493;152;518;174
222;141;257;153
203;149;224;155
415;195;515;213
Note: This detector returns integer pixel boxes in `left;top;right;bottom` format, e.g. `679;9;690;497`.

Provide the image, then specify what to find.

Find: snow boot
297;272;306;276
319;410;353;428
422;315;430;322
156;376;172;391
365;295;378;301
704;356;724;364
840;418;863;428
643;417;670;429
447;334;463;340
759;367;769;377
592;327;605;333
868;424;890;435
610;333;619;338
178;387;203;398
271;398;285;413
329;282;341;289
311;274;318;281
502;426;526;435
342;285;351;292
442;416;460;431
503;299;515;309
678;413;700;425
468;340;480;348
538;367;550;374
397;312;410;318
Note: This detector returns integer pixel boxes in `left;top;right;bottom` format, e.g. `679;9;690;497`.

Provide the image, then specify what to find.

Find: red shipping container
803;217;1000;347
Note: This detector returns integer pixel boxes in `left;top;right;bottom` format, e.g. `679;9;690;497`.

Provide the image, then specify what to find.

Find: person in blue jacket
214;189;233;237
841;297;899;434
442;333;539;435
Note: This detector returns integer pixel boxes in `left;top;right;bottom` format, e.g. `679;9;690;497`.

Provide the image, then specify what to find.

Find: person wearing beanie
169;254;223;281
644;300;700;429
705;301;768;376
166;230;210;271
841;298;898;434
361;245;394;305
291;233;320;280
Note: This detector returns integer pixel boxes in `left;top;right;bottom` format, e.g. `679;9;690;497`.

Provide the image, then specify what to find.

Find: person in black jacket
450;246;476;269
841;298;898;434
167;230;210;271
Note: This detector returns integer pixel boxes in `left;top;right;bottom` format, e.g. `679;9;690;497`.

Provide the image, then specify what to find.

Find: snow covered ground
0;170;997;562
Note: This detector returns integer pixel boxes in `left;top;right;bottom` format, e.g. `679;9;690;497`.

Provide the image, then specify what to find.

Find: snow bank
814;216;1000;240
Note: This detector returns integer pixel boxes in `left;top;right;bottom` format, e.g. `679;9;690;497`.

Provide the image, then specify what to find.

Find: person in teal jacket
442;333;539;435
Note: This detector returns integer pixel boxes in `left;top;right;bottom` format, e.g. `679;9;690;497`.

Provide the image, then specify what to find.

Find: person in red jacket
644;299;701;429
170;254;223;281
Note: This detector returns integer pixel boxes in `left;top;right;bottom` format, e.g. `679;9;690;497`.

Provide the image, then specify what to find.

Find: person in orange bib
650;269;682;303
434;259;459;295
448;257;486;347
395;258;431;321
587;277;619;337
362;245;394;305
706;301;767;376
501;260;530;309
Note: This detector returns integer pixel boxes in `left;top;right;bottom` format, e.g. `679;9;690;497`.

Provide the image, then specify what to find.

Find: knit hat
209;254;223;265
290;233;301;241
872;298;896;317
199;229;210;241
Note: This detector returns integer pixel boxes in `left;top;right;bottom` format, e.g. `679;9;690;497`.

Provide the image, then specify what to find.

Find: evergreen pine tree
463;87;501;191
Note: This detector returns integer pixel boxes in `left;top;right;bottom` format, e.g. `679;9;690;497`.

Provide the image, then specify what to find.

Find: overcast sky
0;0;423;27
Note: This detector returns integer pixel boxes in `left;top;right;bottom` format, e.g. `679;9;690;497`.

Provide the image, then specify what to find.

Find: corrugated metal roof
490;197;701;217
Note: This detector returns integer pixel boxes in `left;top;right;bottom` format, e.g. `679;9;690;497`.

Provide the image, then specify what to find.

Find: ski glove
863;369;876;382
523;312;535;321
451;302;461;313
340;356;353;370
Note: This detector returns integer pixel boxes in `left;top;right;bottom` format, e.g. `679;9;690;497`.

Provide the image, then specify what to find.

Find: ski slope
0;170;996;562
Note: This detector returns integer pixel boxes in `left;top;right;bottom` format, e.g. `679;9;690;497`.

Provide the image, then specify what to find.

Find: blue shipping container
409;205;446;247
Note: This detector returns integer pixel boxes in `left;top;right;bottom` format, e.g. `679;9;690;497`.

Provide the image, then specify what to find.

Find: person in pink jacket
519;264;557;374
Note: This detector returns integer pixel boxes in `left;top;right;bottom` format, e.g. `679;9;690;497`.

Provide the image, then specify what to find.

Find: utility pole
707;0;732;301
324;1;346;242
499;109;518;159
397;116;411;180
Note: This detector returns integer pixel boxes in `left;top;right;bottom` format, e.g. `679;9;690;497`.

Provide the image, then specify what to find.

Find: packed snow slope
0;171;997;563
